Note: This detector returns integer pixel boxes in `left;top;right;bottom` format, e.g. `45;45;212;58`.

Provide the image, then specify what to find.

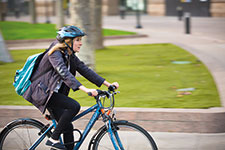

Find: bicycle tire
92;120;158;150
0;118;51;150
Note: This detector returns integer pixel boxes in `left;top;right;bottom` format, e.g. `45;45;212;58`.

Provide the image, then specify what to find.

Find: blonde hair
48;38;73;56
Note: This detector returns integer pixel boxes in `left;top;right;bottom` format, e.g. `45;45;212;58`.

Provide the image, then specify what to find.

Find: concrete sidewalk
0;128;224;150
152;132;225;150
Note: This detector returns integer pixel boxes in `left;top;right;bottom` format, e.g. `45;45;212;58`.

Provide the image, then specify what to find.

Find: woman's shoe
46;138;66;150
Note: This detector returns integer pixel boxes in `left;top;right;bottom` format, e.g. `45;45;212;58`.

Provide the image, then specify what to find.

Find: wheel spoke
26;124;32;146
93;121;158;150
11;128;29;149
0;119;50;150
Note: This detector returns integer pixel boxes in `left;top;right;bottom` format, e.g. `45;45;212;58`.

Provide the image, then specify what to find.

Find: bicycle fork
106;119;125;150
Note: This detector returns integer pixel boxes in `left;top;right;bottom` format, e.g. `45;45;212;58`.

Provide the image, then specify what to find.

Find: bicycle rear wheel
93;120;158;150
0;118;51;150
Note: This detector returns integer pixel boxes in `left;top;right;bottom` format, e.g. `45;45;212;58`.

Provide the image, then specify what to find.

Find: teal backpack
13;51;47;96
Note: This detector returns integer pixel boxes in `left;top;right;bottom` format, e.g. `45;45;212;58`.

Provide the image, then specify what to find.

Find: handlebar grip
108;85;116;91
97;89;104;95
88;90;103;97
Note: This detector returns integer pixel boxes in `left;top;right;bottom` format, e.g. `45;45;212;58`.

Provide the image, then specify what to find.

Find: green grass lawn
0;44;221;108
0;21;136;40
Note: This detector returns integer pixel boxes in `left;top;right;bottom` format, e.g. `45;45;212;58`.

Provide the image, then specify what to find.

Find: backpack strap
30;67;51;82
30;50;51;82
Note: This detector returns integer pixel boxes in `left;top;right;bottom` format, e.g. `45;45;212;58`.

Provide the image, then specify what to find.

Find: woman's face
73;37;82;53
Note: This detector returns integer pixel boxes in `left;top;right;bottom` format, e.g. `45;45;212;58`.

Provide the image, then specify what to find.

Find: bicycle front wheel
93;120;158;150
0;118;51;150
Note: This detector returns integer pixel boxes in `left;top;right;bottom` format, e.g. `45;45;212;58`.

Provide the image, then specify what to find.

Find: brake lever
113;91;120;95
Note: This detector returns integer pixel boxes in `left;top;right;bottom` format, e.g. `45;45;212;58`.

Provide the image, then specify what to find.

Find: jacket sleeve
48;51;82;91
76;56;105;87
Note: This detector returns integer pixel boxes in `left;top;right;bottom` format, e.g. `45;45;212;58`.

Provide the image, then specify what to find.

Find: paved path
0;127;224;150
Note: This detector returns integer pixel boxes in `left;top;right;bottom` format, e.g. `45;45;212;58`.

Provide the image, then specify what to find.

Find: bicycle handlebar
87;85;117;97
87;85;118;110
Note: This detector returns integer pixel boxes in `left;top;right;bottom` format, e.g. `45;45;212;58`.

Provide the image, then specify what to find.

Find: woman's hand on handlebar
86;89;98;97
111;82;119;89
79;81;119;97
79;85;98;97
103;81;119;89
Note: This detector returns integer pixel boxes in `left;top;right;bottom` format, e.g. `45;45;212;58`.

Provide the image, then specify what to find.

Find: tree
70;0;103;70
56;0;65;29
91;0;103;50
29;0;37;24
0;0;7;21
0;32;13;63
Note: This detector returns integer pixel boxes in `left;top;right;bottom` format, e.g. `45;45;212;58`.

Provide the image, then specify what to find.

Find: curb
5;34;148;45
0;106;225;133
5;34;148;50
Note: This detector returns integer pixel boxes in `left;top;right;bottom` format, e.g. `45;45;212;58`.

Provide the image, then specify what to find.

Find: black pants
47;92;80;150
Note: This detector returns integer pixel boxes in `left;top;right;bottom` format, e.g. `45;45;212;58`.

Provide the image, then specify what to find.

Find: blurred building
2;0;225;17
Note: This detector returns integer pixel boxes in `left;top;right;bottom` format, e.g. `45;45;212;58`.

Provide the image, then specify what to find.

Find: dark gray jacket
23;41;105;114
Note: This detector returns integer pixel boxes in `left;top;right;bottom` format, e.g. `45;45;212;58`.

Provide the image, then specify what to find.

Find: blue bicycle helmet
56;25;86;43
56;25;86;53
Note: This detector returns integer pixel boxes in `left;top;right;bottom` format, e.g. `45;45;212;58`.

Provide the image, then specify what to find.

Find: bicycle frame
72;103;123;150
29;103;107;150
72;104;101;149
29;89;124;150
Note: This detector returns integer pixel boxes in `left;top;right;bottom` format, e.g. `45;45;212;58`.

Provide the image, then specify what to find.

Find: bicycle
0;86;158;150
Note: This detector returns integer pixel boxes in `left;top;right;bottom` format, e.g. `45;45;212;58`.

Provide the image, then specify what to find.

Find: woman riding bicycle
22;25;119;150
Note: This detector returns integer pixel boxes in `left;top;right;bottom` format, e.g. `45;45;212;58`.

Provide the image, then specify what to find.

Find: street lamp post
135;0;142;28
120;0;126;19
136;9;142;28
